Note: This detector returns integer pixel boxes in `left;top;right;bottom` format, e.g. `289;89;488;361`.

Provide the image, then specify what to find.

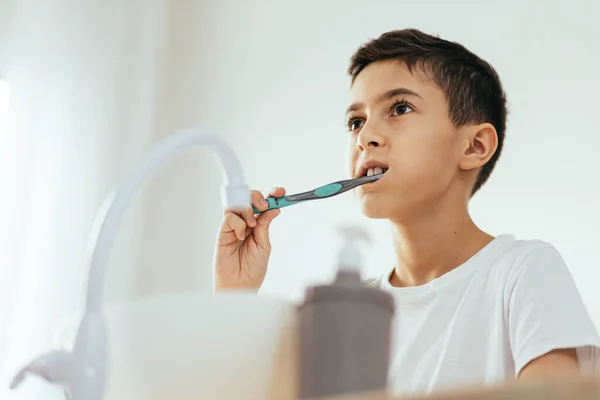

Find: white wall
1;0;599;398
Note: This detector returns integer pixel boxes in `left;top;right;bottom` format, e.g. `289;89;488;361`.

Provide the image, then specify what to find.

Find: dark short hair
349;29;507;196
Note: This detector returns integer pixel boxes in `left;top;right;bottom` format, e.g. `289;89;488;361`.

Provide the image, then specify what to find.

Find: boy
212;29;600;395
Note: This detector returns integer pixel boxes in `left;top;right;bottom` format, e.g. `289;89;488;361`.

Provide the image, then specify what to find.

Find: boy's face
346;60;467;220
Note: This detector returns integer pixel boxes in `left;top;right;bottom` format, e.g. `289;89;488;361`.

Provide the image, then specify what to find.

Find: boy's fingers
268;187;286;198
239;207;256;228
223;190;266;215
221;212;247;242
254;209;281;244
251;190;268;212
238;190;268;227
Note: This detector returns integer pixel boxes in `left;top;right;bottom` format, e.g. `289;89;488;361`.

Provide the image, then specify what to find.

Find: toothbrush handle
252;196;299;214
251;175;383;214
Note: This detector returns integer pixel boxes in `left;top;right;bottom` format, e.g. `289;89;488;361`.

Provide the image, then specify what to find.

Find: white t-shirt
371;234;600;396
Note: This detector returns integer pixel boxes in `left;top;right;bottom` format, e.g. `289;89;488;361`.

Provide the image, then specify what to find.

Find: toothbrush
253;174;384;214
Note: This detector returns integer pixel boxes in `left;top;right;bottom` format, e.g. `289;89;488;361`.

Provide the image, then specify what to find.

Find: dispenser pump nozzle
336;225;371;276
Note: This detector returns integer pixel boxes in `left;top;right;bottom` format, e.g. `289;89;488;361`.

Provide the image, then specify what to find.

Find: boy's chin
359;200;394;220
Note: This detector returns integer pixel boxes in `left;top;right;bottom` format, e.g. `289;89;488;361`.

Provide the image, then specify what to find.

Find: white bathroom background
1;1;599;398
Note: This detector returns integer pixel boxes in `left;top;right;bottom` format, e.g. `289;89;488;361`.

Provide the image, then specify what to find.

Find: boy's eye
392;102;414;116
347;119;364;131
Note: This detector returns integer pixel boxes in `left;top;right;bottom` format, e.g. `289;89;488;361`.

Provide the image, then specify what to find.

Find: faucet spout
85;129;249;314
10;129;250;400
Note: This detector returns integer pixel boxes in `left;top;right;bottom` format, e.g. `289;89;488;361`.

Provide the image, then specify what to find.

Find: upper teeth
367;167;386;176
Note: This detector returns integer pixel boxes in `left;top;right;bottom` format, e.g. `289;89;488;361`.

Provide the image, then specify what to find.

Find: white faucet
9;129;250;400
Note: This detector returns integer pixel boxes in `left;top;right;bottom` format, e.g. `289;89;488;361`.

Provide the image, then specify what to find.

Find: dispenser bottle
296;226;395;399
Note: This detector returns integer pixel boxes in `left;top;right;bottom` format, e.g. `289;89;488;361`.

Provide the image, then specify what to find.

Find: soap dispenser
296;226;395;399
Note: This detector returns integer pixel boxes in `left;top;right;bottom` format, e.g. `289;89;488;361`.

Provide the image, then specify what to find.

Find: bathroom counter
311;375;600;400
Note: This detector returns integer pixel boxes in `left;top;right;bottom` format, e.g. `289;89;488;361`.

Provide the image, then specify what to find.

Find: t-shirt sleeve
507;243;600;376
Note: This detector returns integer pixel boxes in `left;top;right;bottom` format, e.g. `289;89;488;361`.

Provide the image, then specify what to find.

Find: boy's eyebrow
345;87;422;116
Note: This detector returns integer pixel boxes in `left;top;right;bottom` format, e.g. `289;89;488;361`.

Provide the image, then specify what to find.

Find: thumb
253;209;281;245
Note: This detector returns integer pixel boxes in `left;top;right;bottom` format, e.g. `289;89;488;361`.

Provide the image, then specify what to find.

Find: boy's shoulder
487;234;567;277
365;234;567;289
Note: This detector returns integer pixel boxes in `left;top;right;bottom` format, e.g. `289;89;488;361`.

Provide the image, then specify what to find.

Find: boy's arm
507;243;600;380
518;348;580;381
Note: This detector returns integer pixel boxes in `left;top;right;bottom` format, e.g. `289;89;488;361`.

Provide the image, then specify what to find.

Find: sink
94;291;297;400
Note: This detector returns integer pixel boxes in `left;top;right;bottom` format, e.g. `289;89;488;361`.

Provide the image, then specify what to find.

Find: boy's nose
364;140;380;148
357;125;386;151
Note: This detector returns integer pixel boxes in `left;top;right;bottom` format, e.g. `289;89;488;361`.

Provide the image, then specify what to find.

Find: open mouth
358;162;389;178
365;166;388;177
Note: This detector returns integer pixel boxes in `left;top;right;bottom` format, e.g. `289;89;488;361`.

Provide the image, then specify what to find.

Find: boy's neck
388;197;494;288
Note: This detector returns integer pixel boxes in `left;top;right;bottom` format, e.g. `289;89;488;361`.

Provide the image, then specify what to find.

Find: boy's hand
212;187;285;291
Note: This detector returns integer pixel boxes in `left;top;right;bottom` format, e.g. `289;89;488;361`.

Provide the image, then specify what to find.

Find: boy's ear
458;123;498;171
